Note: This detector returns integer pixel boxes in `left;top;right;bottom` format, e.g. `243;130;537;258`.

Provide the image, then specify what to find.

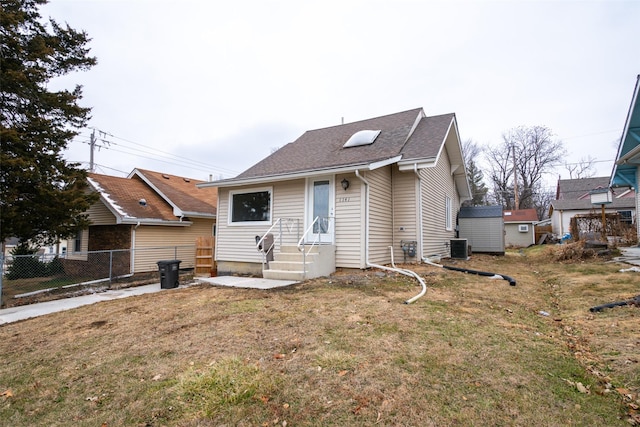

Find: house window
74;230;82;252
618;210;633;225
445;196;452;230
229;188;272;224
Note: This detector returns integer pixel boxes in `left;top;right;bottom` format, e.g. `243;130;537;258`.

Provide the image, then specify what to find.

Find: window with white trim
618;210;633;225
445;196;452;230
74;230;82;252
229;188;272;224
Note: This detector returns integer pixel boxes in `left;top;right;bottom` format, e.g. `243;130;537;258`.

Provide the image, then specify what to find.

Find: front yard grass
0;245;638;426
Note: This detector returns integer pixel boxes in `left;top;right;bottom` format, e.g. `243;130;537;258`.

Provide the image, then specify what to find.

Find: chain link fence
0;245;195;308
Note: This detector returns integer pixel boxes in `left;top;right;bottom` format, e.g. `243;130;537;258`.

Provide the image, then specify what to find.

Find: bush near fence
1;246;195;308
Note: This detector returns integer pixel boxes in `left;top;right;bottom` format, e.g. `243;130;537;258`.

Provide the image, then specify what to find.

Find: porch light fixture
341;178;350;191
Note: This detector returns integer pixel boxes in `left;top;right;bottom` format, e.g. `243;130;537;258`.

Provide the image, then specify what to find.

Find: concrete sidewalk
616;246;640;267
0;276;298;325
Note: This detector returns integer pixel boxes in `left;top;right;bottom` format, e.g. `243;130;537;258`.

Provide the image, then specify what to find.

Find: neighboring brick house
66;169;217;276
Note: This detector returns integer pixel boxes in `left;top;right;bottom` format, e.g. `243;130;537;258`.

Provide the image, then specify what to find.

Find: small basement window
343;130;381;148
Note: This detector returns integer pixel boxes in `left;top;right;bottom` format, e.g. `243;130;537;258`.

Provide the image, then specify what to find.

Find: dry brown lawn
1;244;639;426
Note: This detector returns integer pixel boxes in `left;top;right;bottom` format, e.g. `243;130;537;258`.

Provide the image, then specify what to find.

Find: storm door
306;176;334;244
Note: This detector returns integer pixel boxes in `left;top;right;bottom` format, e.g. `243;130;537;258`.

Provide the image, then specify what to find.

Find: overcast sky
43;0;640;190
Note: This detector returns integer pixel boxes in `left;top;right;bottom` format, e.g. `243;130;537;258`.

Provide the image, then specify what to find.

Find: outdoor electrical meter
400;240;417;262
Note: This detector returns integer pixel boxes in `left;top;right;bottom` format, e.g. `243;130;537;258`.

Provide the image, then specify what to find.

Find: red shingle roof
503;209;539;223
88;169;217;222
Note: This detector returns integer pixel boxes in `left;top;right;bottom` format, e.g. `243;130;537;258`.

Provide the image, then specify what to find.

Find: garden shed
458;206;505;255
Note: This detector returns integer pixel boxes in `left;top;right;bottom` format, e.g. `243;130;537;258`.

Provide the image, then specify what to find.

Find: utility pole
89;128;96;172
512;144;519;210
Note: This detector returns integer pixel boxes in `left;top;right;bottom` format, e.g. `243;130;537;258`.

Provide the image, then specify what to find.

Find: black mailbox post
157;260;181;289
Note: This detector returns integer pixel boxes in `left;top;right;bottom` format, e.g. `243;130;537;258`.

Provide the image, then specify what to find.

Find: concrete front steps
263;244;336;281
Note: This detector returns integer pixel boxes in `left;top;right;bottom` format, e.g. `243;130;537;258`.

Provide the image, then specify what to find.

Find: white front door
306;176;334;244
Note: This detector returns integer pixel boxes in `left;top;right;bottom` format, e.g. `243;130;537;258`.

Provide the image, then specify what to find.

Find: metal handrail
297;216;332;253
256;218;301;272
255;217;281;253
296;216;334;279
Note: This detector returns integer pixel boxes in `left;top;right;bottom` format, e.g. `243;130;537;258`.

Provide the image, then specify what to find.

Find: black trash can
157;260;181;289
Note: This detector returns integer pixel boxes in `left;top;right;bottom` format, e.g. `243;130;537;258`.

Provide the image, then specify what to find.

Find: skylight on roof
343;130;381;148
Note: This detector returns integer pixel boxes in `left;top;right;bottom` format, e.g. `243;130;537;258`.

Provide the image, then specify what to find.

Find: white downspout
413;164;424;260
131;221;140;274
356;169;427;304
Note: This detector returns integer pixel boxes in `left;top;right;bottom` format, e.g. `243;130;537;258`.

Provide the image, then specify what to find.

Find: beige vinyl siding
421;146;460;257
392;167;419;262
215;180;305;264
87;201;117;225
65;229;89;260
365;167;393;264
335;174;364;268
133;218;213;272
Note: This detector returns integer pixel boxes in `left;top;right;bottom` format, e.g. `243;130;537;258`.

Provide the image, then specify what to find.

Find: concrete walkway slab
616;246;640;267
0;276;298;325
197;276;298;290
0;283;166;325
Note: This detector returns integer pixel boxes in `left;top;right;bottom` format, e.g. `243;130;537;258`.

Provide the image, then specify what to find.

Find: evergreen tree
465;158;488;206
461;139;489;207
0;0;98;246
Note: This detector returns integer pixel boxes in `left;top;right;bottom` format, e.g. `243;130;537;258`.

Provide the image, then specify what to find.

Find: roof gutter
616;142;640;165
198;157;403;189
117;218;192;226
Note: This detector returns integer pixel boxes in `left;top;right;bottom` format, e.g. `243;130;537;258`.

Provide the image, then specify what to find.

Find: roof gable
236;108;425;180
88;173;177;222
556;176;611;200
552;176;635;211
130;169;217;217
612;74;640;188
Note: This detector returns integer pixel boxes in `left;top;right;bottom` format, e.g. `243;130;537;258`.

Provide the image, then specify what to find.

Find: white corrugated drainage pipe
355;170;427;304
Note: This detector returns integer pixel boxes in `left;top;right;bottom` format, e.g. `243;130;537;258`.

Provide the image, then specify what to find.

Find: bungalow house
611;74;640;244
198;108;471;280
503;209;538;248
67;169;217;276
549;176;635;239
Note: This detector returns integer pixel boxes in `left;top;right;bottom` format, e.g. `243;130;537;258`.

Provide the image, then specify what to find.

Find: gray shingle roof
235;108;455;179
552;176;635;210
459;205;503;218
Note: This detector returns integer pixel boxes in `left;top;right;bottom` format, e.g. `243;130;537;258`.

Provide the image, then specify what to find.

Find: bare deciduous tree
486;125;565;214
564;156;596;179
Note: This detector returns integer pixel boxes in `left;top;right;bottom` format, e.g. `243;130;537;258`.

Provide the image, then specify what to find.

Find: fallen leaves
1;389;13;398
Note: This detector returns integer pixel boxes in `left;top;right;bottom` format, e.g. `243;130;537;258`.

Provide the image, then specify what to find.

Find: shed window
229;188;272;224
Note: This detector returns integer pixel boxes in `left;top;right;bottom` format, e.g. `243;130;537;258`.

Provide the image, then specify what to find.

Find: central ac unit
450;238;468;259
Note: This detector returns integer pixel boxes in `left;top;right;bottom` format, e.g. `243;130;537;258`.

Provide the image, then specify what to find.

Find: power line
69;128;241;177
92;128;240;175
